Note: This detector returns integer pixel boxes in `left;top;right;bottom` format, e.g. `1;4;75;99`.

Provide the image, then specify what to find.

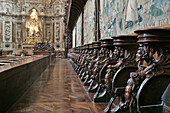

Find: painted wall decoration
76;13;82;46
84;0;95;44
100;0;170;38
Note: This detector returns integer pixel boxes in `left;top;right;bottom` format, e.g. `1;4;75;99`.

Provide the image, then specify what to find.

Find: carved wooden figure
75;46;86;73
73;46;82;71
79;44;93;80
74;46;83;72
69;46;78;70
77;45;88;76
103;35;139;112
105;28;170;113
83;41;101;86
88;38;114;93
80;43;94;81
78;44;92;79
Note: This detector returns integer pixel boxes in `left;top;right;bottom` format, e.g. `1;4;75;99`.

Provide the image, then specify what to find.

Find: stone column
22;16;26;44
0;22;2;42
51;18;55;43
41;17;44;42
62;22;65;42
60;19;63;42
59;17;65;43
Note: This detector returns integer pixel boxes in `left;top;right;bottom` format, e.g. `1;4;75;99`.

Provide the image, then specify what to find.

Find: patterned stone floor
9;58;106;113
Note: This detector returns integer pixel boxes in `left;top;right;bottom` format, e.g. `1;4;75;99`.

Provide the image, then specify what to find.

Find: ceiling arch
66;0;87;30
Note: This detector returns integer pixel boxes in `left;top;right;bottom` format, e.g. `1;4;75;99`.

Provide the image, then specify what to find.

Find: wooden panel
0;56;51;113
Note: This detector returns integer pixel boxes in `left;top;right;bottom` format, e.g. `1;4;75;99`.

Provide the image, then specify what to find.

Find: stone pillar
50;17;54;43
43;23;46;42
41;17;44;42
0;22;2;42
22;16;26;44
61;21;65;42
60;18;65;42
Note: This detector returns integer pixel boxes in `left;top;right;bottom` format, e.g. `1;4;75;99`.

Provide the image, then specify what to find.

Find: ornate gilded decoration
0;0;65;54
26;9;41;37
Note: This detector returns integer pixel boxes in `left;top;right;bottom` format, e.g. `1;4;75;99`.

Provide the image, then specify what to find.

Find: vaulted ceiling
66;0;87;30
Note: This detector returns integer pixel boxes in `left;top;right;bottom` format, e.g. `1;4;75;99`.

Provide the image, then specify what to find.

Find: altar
22;44;34;49
0;2;65;56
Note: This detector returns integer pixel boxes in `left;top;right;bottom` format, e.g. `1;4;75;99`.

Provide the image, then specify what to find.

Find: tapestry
84;0;95;44
100;0;170;38
76;13;82;46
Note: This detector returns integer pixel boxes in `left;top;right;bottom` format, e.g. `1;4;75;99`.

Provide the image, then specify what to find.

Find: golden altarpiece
0;0;65;55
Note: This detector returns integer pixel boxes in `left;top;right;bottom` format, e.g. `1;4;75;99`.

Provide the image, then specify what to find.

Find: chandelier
26;9;41;37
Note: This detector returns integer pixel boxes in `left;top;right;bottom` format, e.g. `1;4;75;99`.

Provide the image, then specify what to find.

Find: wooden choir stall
68;27;170;113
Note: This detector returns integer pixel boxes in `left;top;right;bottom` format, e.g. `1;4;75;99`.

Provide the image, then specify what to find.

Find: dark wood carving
83;41;101;86
80;43;94;81
68;28;170;113
78;44;91;79
104;28;170;113
93;35;139;104
75;45;86;75
88;38;114;93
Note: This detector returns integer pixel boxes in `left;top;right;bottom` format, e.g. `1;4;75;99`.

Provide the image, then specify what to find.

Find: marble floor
9;58;107;113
